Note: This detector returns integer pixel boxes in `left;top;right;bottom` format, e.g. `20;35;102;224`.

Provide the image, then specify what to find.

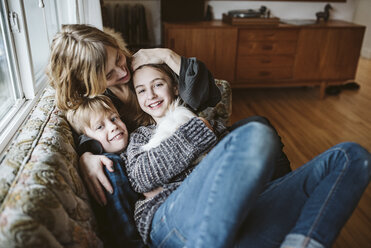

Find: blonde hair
66;95;119;135
47;24;132;111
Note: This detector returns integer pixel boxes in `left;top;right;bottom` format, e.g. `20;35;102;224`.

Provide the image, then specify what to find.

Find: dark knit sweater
121;117;227;244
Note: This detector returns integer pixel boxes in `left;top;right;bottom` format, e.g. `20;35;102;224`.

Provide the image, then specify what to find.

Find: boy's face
133;66;178;122
105;46;131;87
84;111;128;153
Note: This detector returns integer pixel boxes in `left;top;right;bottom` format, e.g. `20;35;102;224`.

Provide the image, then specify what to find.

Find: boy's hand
79;152;114;206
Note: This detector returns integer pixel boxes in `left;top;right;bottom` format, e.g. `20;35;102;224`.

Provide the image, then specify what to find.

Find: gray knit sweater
121;117;227;244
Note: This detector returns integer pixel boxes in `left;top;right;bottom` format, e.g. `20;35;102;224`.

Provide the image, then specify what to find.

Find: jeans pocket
158;229;186;248
150;216;186;248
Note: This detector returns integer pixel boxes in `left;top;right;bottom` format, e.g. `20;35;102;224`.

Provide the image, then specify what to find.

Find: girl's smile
133;66;178;123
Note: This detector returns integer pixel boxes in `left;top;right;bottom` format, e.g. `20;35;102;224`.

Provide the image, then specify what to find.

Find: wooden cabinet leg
320;81;327;99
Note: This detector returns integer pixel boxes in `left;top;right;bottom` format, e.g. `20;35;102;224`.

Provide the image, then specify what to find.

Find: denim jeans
228;116;291;180
149;123;371;248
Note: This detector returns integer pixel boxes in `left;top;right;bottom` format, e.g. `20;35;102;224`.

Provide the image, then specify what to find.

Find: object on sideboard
316;4;333;22
222;14;279;26
205;4;214;21
223;5;279;26
227;5;269;19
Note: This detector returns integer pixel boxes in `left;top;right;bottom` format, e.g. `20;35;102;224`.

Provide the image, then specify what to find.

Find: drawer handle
263;33;275;38
262;45;273;50
259;71;270;76
261;59;271;64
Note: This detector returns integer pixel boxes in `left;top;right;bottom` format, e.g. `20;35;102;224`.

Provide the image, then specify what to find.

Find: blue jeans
149;123;371;248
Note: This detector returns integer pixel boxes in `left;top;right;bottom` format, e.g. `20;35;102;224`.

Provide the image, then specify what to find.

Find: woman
47;24;291;247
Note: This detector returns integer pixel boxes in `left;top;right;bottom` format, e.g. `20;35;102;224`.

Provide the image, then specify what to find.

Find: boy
66;95;145;248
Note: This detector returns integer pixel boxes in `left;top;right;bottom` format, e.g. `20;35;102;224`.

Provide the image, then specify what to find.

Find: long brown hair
47;24;132;111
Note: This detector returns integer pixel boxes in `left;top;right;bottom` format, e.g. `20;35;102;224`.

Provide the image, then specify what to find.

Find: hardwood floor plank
230;58;371;247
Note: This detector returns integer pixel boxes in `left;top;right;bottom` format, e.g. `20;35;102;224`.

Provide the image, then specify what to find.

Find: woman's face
105;46;131;87
133;66;178;122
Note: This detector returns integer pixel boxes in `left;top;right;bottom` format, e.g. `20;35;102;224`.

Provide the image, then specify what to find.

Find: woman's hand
79;152;114;206
132;48;181;74
199;117;213;131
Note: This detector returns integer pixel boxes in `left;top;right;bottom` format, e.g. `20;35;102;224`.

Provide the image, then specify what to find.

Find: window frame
0;0;51;153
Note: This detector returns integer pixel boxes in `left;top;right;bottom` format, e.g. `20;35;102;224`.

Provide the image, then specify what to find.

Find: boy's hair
66;95;119;135
132;63;180;126
47;24;132;111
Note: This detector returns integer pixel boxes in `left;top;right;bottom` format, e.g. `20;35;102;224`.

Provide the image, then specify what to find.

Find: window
0;0;61;152
0;21;19;122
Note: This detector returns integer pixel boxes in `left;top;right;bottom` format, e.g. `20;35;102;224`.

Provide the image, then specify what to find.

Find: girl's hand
79;152;114;206
132;48;181;75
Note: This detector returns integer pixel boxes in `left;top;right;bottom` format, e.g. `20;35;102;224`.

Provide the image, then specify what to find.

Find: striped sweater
121;117;227;244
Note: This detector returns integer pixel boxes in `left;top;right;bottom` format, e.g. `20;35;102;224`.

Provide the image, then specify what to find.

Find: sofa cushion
0;87;102;248
199;79;232;126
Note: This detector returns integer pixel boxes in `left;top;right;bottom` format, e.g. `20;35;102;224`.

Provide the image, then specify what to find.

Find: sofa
0;79;232;247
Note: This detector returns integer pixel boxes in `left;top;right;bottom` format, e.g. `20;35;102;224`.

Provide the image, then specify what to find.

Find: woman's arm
126;118;217;193
131;48;181;74
178;57;221;112
79;152;114;206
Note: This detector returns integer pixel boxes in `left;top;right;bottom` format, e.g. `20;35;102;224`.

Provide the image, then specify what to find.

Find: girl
126;63;371;248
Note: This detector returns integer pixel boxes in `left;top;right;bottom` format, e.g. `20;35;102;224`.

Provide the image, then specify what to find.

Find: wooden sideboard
163;20;365;97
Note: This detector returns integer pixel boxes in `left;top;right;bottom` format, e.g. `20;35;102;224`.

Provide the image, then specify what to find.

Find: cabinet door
293;28;365;81
164;28;238;82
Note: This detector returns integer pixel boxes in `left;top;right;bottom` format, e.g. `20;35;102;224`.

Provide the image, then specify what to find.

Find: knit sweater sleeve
179;57;221;112
125;117;217;193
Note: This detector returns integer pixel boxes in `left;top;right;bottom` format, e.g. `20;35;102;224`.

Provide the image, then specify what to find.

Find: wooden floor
230;58;371;248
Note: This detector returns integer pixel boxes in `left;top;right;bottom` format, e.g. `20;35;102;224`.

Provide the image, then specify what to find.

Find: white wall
353;0;371;59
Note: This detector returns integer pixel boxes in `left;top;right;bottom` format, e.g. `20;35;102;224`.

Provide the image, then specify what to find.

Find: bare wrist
164;49;181;75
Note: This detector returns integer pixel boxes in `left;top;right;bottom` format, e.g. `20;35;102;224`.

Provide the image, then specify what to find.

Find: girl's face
105;46;131;87
133;66;178;123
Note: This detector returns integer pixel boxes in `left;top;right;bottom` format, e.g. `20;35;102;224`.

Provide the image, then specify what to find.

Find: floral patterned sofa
0;80;231;247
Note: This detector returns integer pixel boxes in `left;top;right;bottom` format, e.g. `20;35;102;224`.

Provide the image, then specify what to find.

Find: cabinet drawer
239;29;299;41
238;41;297;55
236;66;293;81
239;55;295;67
